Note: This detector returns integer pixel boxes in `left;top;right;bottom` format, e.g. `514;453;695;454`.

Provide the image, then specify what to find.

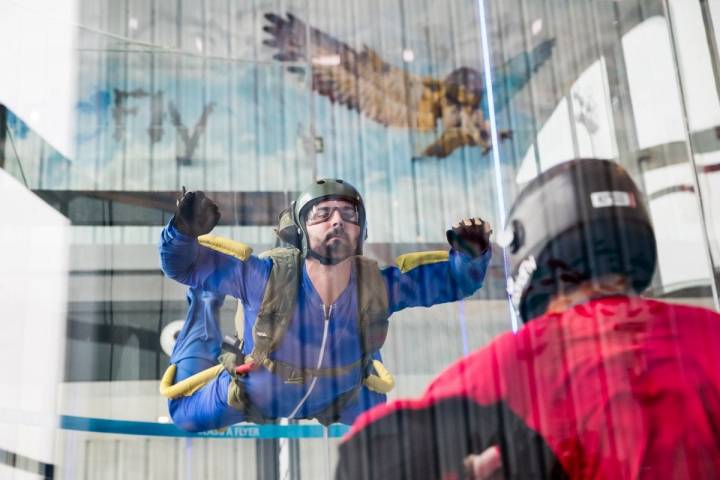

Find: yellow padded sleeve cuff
198;235;253;261
159;364;224;399
363;360;395;394
394;251;449;273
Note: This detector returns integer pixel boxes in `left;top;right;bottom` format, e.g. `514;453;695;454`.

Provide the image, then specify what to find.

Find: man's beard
313;228;355;262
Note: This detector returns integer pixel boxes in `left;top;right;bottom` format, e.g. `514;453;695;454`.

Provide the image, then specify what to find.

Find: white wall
0;0;77;158
0;169;69;468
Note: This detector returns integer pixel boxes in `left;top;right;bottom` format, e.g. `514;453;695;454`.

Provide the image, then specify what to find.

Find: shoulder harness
160;241;397;425
229;247;393;425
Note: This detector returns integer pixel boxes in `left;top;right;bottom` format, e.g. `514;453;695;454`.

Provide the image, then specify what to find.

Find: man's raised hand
446;217;492;258
174;188;221;237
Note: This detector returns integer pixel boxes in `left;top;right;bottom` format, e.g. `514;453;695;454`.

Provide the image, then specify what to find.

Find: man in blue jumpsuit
159;179;492;432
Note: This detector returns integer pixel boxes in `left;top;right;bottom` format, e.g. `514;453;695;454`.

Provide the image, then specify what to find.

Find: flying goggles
305;204;360;225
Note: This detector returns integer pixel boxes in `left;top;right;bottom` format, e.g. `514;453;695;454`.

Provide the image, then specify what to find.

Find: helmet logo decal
507;255;537;310
590;191;636;208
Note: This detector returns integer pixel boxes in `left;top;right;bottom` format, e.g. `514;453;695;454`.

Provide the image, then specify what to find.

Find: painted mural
263;12;554;159
3;0;574;243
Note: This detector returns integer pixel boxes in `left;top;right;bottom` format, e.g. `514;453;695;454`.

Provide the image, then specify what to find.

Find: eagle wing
481;38;556;118
263;13;438;129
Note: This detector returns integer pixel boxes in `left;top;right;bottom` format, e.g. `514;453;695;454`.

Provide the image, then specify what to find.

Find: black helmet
291;178;367;261
500;158;657;322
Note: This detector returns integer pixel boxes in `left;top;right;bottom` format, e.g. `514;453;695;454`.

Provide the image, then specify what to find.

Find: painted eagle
263;12;555;159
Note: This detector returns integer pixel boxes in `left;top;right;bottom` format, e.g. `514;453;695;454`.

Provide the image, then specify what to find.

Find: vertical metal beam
475;0;518;330
255;439;280;480
0;104;6;170
698;0;720;293
699;0;720;110
661;0;720;309
512;0;543;182
288;435;301;480
323;425;331;480
604;1;642;175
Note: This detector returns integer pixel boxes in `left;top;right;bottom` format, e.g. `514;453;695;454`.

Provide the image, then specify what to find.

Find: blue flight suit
159;220;491;432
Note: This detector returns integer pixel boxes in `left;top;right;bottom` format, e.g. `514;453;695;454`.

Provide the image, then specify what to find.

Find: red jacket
338;297;720;479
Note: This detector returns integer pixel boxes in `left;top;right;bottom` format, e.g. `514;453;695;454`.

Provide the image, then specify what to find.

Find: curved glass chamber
1;0;719;478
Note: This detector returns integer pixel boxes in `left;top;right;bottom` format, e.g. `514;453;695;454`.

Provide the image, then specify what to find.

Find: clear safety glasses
306;204;360;225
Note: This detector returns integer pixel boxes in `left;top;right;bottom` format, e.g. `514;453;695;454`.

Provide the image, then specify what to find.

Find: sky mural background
3;0;719;291
4;0;565;247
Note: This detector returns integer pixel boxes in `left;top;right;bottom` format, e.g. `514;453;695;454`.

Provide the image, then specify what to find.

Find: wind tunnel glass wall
484;0;720;304
1;0;720;479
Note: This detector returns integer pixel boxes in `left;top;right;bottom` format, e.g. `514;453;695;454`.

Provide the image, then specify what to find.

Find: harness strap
153;352;389;426
248;248;301;365
263;358;364;384
355;256;390;354
220;352;274;424
173;242;397;425
313;387;362;426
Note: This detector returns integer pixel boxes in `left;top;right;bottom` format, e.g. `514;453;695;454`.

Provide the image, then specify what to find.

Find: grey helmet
500;158;657;322
292;178;367;263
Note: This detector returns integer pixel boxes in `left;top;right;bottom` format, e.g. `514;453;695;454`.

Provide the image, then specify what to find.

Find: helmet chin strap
306;248;348;266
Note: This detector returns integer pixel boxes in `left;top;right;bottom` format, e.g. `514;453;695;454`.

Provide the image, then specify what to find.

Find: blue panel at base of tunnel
60;415;349;439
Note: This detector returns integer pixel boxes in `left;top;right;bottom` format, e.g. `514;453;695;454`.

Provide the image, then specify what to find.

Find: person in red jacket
336;158;720;480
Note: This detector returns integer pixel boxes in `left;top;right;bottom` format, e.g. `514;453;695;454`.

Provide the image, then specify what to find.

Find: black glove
173;188;221;237
446;217;492;258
